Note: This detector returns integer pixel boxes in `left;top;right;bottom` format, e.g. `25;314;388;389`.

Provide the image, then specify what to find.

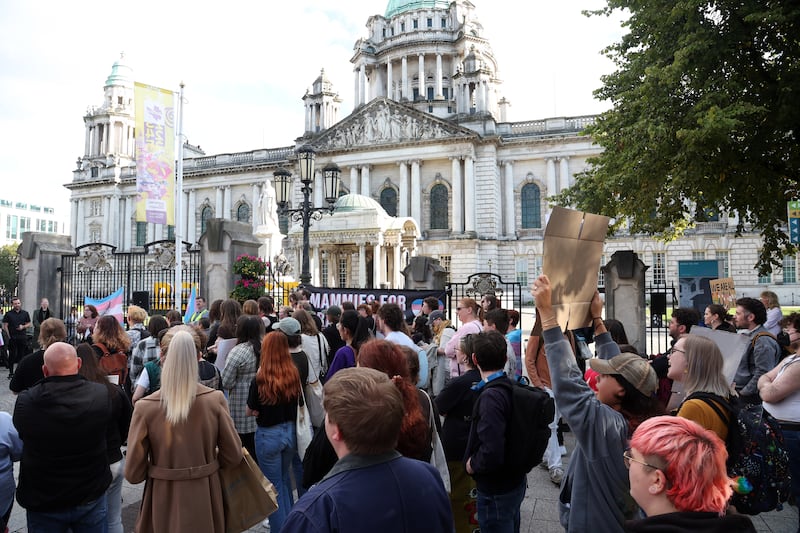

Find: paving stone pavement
0;377;797;532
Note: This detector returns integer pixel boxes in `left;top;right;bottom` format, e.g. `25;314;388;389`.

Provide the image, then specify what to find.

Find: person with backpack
533;274;662;532
464;330;529;533
733;297;782;404
759;312;800;529
624;416;756;532
90;315;132;388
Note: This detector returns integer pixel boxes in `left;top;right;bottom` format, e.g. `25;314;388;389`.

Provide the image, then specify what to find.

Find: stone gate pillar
199;219;262;303
603;250;648;355
18;232;75;317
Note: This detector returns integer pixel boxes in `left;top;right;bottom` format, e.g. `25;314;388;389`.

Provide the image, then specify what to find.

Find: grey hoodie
544;328;638;532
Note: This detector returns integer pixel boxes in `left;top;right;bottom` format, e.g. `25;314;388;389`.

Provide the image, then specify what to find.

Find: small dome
334;193;388;215
385;0;451;18
312;69;334;94
105;53;133;87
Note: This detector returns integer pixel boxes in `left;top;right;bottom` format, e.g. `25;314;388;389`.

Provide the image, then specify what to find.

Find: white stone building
65;1;798;303
0;198;66;248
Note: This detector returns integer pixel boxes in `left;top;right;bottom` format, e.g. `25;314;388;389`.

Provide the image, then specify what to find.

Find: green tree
559;1;800;274
0;244;18;294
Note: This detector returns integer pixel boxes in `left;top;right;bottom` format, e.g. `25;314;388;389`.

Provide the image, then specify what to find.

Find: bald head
43;342;82;377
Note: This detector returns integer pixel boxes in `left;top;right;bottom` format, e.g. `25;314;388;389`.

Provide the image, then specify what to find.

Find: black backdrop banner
307;287;447;314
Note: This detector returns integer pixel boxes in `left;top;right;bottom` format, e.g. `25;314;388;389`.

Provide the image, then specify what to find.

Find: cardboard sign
709;277;736;309
689;327;750;384
543;207;610;331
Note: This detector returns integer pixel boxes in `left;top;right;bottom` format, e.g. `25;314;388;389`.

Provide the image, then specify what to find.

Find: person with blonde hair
624;416;755;531
242;299;259;316
444;298;483;377
125;330;242;532
125;305;149;345
10;317;67;393
760;290;782;336
667;334;733;440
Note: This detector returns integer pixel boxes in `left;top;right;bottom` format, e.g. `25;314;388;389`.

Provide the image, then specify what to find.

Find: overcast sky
0;0;625;215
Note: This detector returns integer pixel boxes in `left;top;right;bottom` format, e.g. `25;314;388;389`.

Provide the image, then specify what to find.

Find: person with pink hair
624;416;755;531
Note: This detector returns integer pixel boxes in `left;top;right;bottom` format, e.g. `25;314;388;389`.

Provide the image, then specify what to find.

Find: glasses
670;348;685;355
623;450;664;472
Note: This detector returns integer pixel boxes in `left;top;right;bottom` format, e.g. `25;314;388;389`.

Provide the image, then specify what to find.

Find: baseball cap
326;305;342;319
427;310;445;326
272;317;301;336
589;353;657;398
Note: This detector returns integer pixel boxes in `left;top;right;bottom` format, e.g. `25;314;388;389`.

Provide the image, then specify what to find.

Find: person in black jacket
464;330;526;533
13;342;112;530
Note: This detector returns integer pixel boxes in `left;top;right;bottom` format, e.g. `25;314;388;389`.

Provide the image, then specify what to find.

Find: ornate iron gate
59;241;201;318
446;272;523;326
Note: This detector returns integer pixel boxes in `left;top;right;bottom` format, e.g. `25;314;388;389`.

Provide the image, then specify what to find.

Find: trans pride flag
183;285;197;324
85;287;124;324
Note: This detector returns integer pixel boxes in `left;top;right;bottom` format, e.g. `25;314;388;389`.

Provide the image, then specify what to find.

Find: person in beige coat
125;328;242;532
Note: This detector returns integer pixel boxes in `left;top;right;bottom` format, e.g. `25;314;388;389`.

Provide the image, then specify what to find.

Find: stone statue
259;178;280;229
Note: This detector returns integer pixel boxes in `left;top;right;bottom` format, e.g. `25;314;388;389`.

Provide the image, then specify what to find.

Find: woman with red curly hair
624;416;755;532
247;330;301;532
357;339;431;461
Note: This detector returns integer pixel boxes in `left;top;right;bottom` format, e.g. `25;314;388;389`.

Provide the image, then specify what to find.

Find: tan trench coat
125;384;243;532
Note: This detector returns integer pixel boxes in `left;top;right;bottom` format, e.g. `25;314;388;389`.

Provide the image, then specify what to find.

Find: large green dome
334;193;388;215
385;0;451;18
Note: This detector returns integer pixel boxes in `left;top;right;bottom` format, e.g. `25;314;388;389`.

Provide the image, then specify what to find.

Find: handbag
219;448;278;533
296;387;313;460
422;389;451;493
304;377;325;428
316;334;327;381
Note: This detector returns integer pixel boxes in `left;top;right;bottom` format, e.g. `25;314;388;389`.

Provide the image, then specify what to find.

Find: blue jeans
476;479;526;533
106;459;125;533
26;494;108;533
256;422;296;532
782;428;800;531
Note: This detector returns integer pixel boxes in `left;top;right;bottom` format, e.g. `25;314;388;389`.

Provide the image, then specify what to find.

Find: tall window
338;258;348;288
200;206;213;235
652;252;666;285
236;203;250;223
532;255;543;278
758;272;772;284
89;228;101;243
90;199;102;217
6;215;17;239
167;225;175;240
321;258;329;288
783;255;797;284
380;188;397;217
430;184;449;229
521;184;541;229
515;257;528;287
692;251;706;260
136;222;147;246
598;254;607;287
715;250;730;277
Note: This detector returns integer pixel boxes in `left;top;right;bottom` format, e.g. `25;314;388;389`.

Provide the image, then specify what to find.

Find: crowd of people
0;281;796;533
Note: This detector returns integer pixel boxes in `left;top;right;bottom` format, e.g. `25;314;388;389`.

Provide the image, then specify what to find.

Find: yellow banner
134;83;175;225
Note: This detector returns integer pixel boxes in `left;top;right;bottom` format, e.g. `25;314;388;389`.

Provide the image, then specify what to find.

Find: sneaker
549;467;564;486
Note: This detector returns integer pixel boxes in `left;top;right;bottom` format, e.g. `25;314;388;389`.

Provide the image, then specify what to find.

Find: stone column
310;245;319;285
435;54;443;98
350;166;359;195
393;244;402;289
187;189;197;245
70;200;78;246
399;161;409;217
354;67;360;106
387;59;393;99
373;242;382;288
147;223;155;243
418;54;425;100
223;186;232;220
401;56;409;100
504;161;515;236
310;104;317;133
102;196;111;243
410;160;421;223
358;244;367;287
76;199;85;246
559;156;570;193
215;187;224;217
123;196;133;250
251;184;260;232
361;166;370;197
108;121;115;155
314;170;323;206
546;158;557;197
464;156;475;233
451;157;463;233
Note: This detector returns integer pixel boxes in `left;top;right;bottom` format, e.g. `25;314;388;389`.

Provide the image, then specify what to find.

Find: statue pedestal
255;224;284;267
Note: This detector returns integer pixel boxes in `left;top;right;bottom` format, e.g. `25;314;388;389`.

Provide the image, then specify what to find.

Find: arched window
380;188;398;217
201;206;213;235
236;203;250;223
521;184;541;229
430;184;448;230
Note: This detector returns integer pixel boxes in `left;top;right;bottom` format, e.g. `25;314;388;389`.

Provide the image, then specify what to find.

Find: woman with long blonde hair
247;330;302;532
125;329;242;532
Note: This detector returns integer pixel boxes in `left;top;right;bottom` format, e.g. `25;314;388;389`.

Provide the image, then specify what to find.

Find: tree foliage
559;1;800;274
0;244;18;294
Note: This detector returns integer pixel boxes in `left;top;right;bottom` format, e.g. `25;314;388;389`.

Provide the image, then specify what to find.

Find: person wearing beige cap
532;274;662;533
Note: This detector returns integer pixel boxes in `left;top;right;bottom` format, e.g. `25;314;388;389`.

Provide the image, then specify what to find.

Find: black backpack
507;375;555;473
687;392;791;514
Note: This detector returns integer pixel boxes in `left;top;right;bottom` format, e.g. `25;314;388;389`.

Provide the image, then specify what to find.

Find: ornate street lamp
274;146;340;285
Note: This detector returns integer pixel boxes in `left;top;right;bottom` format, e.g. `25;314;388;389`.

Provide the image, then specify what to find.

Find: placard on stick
709;277;736;309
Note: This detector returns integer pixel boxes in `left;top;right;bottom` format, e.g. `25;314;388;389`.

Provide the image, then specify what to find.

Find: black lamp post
273;146;340;285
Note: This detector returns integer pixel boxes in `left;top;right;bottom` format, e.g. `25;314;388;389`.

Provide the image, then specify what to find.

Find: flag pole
174;82;185;313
